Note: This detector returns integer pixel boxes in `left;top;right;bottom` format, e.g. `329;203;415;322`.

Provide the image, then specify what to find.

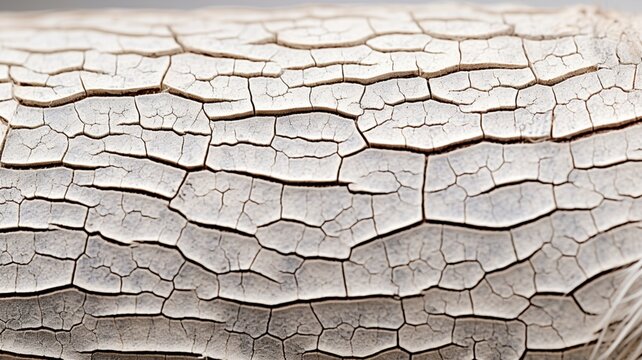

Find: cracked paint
0;4;640;360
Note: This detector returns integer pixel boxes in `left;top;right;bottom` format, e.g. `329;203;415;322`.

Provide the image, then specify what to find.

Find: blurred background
1;0;639;11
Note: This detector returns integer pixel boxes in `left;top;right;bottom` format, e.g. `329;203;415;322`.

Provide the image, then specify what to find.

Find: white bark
0;4;640;359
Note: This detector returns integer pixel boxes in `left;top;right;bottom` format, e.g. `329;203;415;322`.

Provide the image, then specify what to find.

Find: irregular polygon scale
0;4;639;360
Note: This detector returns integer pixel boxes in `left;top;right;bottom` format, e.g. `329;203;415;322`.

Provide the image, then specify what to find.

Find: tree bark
0;4;640;359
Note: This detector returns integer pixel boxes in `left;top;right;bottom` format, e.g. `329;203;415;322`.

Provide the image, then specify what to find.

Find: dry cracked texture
0;4;641;360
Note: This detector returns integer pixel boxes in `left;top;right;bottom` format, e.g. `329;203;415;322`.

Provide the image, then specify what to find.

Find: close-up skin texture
0;3;641;360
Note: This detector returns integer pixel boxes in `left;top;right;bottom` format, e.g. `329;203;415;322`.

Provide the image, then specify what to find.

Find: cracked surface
0;4;641;360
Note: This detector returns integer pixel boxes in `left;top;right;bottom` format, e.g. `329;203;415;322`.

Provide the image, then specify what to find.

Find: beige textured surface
0;4;641;359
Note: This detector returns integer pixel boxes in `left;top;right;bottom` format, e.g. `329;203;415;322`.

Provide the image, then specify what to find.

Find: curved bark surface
0;4;641;359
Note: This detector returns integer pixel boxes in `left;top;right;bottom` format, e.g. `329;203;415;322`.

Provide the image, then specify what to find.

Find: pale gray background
0;0;639;11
